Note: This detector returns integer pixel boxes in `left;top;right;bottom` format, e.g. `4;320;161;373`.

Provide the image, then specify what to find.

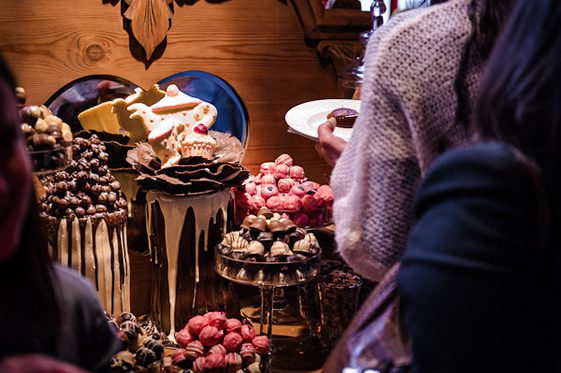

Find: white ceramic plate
285;99;360;142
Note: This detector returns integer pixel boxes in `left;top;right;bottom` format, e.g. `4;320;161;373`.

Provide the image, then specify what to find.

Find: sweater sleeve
330;11;422;281
398;143;549;372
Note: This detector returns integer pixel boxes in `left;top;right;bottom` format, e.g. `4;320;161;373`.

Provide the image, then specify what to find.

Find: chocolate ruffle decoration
126;131;248;196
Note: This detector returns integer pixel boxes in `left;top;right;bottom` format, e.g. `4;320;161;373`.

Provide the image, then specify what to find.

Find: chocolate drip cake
126;86;248;337
40;134;131;314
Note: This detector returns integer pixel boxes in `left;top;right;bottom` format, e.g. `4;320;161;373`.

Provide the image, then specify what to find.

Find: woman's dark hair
0;55;60;356
453;0;515;130
476;0;561;167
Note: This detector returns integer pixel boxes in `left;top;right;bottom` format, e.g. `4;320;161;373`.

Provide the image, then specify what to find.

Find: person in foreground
0;56;122;371
317;0;514;282
398;0;561;371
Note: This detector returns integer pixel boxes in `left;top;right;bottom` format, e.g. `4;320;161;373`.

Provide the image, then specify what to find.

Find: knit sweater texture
331;0;482;281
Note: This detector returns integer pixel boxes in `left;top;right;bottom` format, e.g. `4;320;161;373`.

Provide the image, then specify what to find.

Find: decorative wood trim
292;0;371;41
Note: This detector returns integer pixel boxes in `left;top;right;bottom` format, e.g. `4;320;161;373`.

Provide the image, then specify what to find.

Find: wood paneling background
0;0;335;184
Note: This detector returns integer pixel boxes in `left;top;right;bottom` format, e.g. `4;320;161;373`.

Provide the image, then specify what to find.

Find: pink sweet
261;184;279;200
289;165;305;181
252;335;270;355
313;192;326;208
300;181;319;192
175;328;195;348
172;348;187;365
290;184;306;198
204;353;226;373
260;174;276;185
225;353;242;371
293;212;310;228
273;164;290;179
275;153;293;167
199;325;224;347
266;195;284;210
318;185;334;202
283;195;302;212
277;178;295;193
187;315;208;336
249;195;266;211
260;162;275;175
240;324;256;343
206;311;227;330
223;332;244;352
244;180;257;195
209;344;228;356
193;356;206;373
240;343;256;365
301;194;319;211
225;318;242;333
185;340;205;361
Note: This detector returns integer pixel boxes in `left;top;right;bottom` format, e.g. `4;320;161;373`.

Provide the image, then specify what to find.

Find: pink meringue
240;324;256;343
252;335;270;355
199;325;223;347
209;344;228;356
260;162;275;175
301;194;319;211
244;180;257;195
273;164;290;179
185;340;205;361
176;328;195;348
283;195;302;212
187;315;208;336
203;353;225;372
260;174;276;185
290;184;306;198
301;180;320;192
266;195;284;210
261;184;279;200
223;332;244;352
206;311;227;330
249;195;266;211
289;165;305;181
224;318;242;333
277;178;295;193
275;153;294;167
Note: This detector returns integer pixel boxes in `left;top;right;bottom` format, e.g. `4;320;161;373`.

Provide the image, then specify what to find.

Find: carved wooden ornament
124;0;174;59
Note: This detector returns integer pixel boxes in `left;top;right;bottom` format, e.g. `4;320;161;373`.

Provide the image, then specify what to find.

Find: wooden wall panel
0;0;335;183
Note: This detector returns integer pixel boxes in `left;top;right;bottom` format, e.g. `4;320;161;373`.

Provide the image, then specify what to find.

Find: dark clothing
0;264;122;372
398;142;559;372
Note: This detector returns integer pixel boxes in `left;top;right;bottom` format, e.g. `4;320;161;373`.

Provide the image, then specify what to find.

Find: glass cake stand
215;246;321;356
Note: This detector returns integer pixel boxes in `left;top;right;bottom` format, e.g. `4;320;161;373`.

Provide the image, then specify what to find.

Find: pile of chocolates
172;312;268;373
216;208;321;286
219;207;319;263
234;154;333;228
16;87;73;172
39;134;127;221
109;312;168;372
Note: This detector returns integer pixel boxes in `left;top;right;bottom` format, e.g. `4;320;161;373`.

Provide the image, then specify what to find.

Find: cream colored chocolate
128;84;217;134
145;189;231;337
47;216;131;315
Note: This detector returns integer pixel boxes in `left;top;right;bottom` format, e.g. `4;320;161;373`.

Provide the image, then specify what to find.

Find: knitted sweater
331;0;482;281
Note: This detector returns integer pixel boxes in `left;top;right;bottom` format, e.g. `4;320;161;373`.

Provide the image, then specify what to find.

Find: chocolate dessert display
326;107;358;128
39;134;131;314
126;84;248;337
234;154;333;228
109;311;269;372
17;87;73;173
215;212;321;287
